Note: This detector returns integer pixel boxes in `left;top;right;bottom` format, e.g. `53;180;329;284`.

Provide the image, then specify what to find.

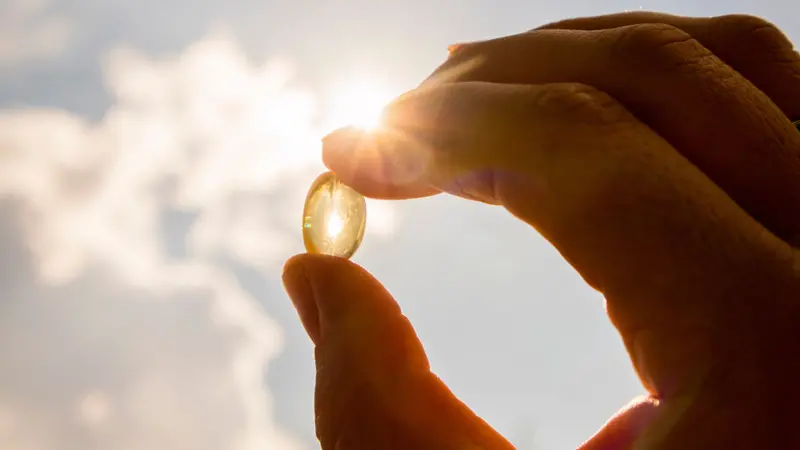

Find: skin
282;11;800;450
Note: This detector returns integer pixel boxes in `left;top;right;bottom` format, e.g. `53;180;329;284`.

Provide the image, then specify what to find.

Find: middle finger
535;12;800;120
426;24;800;244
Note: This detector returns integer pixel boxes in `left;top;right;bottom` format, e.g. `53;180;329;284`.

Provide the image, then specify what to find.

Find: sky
0;0;797;449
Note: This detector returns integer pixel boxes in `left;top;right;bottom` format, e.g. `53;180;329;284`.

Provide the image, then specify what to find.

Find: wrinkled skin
283;11;800;450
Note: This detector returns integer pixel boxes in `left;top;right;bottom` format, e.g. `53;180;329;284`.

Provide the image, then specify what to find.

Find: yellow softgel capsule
302;171;367;259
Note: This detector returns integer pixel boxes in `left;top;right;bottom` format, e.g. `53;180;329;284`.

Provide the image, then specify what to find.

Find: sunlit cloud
0;31;403;450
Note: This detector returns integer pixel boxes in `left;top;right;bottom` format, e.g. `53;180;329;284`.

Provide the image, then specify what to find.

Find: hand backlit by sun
316;76;399;240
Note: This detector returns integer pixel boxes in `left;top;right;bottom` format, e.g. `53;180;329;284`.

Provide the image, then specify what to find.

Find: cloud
0;0;73;68
0;33;344;283
0;253;298;450
0;32;396;449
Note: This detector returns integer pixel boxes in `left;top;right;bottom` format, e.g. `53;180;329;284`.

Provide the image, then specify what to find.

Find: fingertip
284;253;367;297
282;252;312;277
322;126;440;200
285;253;386;345
287;253;404;338
321;126;374;175
579;396;661;450
286;251;364;275
282;254;322;344
321;125;364;163
321;126;382;192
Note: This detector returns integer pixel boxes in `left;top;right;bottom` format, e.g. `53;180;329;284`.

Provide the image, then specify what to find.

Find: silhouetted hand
283;11;800;449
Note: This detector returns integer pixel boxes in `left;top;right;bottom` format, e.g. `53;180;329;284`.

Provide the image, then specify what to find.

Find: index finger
321;125;441;200
323;81;799;400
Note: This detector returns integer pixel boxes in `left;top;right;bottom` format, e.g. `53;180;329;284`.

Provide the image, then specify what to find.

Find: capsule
302;172;367;259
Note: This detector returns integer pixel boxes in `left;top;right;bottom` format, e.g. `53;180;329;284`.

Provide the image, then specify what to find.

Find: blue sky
0;0;797;449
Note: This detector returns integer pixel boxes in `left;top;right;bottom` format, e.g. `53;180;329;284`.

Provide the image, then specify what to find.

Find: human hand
283;12;800;449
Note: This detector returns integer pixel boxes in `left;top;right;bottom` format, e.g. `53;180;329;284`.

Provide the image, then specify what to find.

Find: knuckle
610;23;714;70
432;41;496;84
711;14;793;52
613;23;693;53
535;83;631;126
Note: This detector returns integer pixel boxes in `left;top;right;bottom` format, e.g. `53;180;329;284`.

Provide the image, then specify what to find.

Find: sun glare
326;78;394;132
319;76;399;241
326;214;345;238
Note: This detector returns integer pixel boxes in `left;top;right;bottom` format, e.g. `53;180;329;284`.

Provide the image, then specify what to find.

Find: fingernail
447;40;484;55
447;43;465;54
282;256;321;345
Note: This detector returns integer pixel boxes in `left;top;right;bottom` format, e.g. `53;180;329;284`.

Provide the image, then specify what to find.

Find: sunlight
319;75;401;241
326;214;345;238
325;78;394;132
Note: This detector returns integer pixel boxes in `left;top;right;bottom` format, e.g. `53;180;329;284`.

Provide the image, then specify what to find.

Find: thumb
283;253;514;450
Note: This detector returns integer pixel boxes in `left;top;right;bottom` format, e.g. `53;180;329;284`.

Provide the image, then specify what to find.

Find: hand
283;12;800;449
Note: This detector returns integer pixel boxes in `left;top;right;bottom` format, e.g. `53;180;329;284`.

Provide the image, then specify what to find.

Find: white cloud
0;32;397;449
0;0;73;67
76;390;114;427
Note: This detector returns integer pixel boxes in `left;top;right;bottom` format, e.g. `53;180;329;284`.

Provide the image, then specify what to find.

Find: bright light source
325;78;394;131
326;214;345;238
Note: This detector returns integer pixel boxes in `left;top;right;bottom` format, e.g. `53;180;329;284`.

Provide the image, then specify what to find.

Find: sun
325;78;395;132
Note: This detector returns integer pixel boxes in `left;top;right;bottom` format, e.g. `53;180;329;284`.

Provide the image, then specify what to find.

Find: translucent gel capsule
302;172;367;259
